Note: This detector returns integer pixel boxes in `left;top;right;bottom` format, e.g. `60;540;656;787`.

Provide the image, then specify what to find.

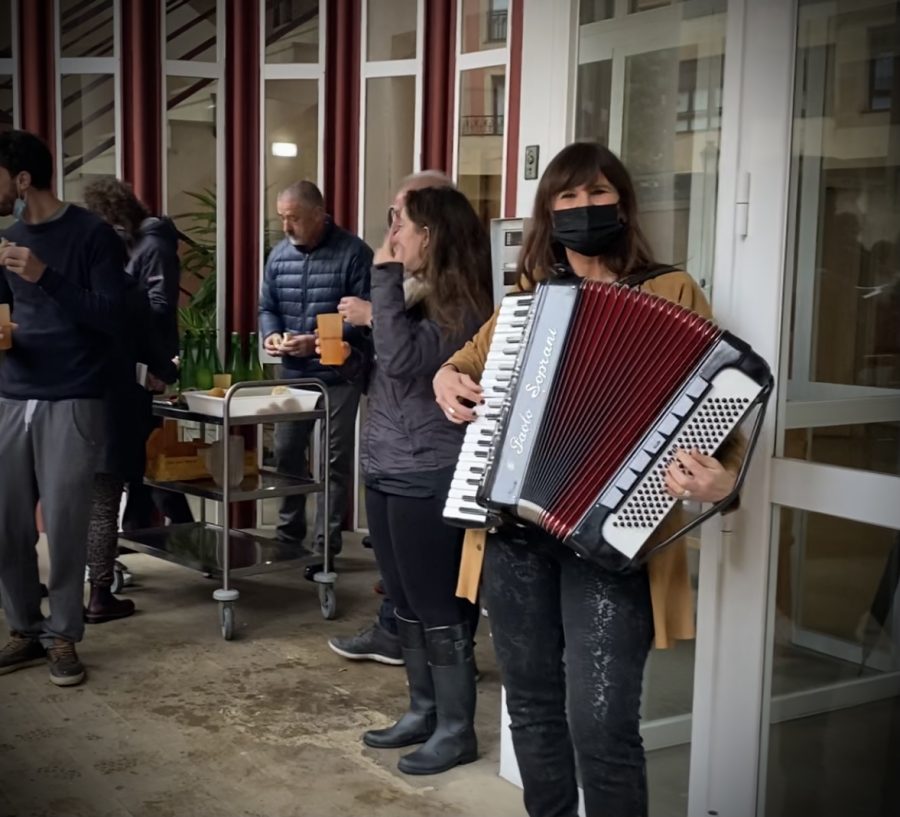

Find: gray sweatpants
0;397;104;645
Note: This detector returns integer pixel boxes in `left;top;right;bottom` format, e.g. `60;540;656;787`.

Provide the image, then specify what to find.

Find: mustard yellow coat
446;271;744;649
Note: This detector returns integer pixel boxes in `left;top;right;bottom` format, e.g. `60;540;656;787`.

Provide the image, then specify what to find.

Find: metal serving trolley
120;378;336;640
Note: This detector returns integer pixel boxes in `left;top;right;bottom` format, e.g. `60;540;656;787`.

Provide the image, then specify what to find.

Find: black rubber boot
84;585;135;624
397;622;477;775
363;614;436;749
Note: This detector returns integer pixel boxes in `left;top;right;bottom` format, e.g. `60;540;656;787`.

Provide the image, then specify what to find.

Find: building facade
1;1;897;815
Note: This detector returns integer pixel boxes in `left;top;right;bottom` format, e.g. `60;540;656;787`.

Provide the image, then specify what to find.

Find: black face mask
551;204;625;257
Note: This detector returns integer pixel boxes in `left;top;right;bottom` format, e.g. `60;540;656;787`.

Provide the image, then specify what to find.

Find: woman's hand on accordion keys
664;449;737;504
433;364;483;424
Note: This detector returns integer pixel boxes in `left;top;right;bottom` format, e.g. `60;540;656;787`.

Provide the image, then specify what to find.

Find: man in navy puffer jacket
260;181;372;560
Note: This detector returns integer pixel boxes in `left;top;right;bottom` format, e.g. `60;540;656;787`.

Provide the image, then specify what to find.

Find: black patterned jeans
87;473;125;588
482;529;654;817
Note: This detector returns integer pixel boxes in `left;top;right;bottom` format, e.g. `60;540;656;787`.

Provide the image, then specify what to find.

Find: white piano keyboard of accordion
443;292;534;527
599;366;760;559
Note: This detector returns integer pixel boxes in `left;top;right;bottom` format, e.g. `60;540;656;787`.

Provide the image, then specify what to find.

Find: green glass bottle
206;329;223;375
226;331;247;383
194;330;214;390
246;331;265;381
178;331;192;391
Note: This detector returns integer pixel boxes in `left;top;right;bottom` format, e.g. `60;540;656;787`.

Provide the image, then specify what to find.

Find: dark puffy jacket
360;263;489;477
259;219;372;384
127;216;181;360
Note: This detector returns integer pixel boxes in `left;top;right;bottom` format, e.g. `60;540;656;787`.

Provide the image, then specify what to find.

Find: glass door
763;2;900;814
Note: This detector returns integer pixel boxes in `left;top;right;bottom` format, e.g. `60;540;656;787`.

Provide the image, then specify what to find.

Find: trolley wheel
220;602;235;640
110;566;125;595
318;584;337;620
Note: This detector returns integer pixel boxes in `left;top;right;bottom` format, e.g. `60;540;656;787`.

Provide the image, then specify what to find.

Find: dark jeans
482;529;654;817
365;485;465;629
276;378;360;555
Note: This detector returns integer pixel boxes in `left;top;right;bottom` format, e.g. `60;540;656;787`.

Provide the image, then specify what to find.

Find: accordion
442;279;773;571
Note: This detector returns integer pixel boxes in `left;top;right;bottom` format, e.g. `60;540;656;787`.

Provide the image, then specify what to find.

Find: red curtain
225;0;261;336
226;1;262;529
422;0;457;173
121;0;163;214
324;0;362;231
18;0;56;168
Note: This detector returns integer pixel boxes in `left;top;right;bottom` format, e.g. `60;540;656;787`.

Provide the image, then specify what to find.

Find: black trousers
365;485;466;629
482;530;654;817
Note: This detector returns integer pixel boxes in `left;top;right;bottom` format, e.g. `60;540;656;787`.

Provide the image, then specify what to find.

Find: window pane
265;0;319;64
0;0;12;59
458;67;505;227
461;0;508;53
166;0;217;62
166;77;218;219
766;507;899;816
367;0;417;61
579;0;614;24
0;74;12;132
59;0;114;58
61;74;116;203
264;79;318;245
575;59;611;144
780;0;900;478
363;76;415;247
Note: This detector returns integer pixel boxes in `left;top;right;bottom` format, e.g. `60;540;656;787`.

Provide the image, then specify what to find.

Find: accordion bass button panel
443;293;535;528
596;366;764;561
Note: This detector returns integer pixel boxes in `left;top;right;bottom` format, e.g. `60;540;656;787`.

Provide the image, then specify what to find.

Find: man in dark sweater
259;181;372;563
0;130;126;687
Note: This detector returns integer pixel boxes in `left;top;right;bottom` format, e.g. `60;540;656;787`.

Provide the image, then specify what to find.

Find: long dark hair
403;186;494;333
517;142;657;289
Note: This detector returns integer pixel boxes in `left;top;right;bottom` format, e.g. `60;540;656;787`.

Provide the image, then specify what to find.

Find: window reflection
781;0;900;479
264;80;318;247
458;67;506;227
367;0;417;61
59;0;114;58
166;77;218;219
61;75;116;203
363;77;414;247
166;0;217;62
266;0;319;64
461;0;508;53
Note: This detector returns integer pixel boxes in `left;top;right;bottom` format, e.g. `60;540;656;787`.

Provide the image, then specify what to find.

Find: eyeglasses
386;206;398;227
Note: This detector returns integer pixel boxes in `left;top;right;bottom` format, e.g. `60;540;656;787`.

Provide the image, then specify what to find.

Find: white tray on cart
183;386;319;418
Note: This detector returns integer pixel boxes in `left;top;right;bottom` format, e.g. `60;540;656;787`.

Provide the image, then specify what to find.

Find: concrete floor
0;533;525;817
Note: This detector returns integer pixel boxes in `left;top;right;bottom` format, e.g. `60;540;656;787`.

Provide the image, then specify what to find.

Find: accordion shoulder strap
619;264;680;289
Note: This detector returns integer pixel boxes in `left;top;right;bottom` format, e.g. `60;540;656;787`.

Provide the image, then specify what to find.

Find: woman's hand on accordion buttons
433;365;482;424
664;449;737;504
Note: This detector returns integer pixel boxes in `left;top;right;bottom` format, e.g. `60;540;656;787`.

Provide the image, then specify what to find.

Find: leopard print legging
86;473;125;588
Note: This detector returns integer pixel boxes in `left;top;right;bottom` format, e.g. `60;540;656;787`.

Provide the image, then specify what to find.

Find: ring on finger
447;405;456;415
682;489;692;498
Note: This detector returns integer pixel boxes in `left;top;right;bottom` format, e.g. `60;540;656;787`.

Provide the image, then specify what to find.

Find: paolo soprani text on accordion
443;279;773;572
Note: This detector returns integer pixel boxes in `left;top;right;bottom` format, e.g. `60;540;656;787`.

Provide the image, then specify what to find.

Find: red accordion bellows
522;283;720;539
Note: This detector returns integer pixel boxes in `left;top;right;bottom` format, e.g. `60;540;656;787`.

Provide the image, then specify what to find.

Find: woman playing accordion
433;142;745;817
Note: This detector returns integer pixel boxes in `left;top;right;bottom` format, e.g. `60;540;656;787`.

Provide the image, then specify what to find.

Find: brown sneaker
0;632;46;675
46;639;86;687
